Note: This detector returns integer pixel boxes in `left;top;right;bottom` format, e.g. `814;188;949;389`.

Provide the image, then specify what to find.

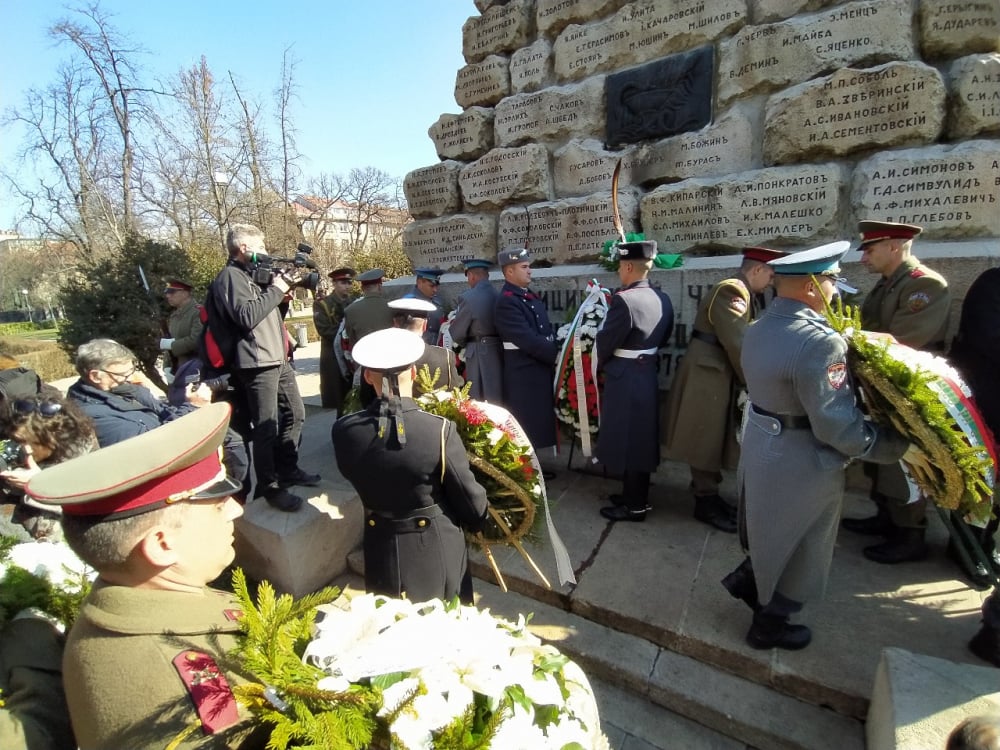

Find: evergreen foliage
0;536;91;629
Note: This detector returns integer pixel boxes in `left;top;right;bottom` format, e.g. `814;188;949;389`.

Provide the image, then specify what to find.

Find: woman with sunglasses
0;395;98;540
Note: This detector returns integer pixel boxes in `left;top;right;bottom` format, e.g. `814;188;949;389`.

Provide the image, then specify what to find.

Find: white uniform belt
503;342;519;350
613;347;657;359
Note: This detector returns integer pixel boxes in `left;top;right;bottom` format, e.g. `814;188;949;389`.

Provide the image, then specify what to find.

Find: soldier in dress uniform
404;268;446;345
343;268;394;349
313;267;356;411
26;403;270;749
331;328;488;604
841;221;951;564
449;258;503;402
494;247;558;453
388;297;463;396
595;241;675;523
723;242;909;650
663;247;786;532
160;278;204;370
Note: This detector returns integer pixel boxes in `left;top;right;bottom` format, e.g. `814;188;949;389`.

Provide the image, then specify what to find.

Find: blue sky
0;0;477;229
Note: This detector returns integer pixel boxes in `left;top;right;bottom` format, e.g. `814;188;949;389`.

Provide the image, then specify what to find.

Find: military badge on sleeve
729;296;748;315
827;362;848;389
907;291;930;312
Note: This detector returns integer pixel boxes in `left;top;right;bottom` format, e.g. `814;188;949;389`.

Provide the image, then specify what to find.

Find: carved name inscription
510;39;553;94
455;56;510;109
403;162;463;219
719;0;913;105
428;108;495;162
641;165;841;251
494;77;605;147
852;140;1000;237
764;62;946;164
459;144;552;209
947;54;1000;139
462;0;534;64
402;214;499;271
920;0;1000;58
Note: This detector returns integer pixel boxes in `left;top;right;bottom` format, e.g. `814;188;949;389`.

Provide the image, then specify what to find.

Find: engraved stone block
946;54;1000;139
455;55;511;109
764;62;946;165
718;0;914;105
459;144;553;209
429;108;495;162
851;140;1000;239
510;39;553;94
640;165;842;252
498;192;642;263
628;107;755;184
463;0;535;64
403;214;499;271
494;77;605;147
919;0;1000;59
403;161;463;219
554;0;747;83
748;0;839;25
553;138;637;197
606;46;714;147
537;0;629;38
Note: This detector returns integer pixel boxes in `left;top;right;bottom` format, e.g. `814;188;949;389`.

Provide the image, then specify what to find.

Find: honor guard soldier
842;221;950;564
388;297;463;396
595;241;675;522
26;404;271;750
331;329;488;604
404;268;446;346
449;258;503;402
160;278;204;370
723;242;909;650
494;247;559;453
313;267;356;411
664;246;786;532
343;268;394;350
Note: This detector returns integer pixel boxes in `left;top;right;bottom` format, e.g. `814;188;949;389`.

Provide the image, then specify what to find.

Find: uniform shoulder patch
906;291;931;312
827;362;848;389
728;296;748;315
172;650;240;734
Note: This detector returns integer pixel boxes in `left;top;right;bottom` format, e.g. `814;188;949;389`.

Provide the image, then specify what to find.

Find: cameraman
207;223;318;512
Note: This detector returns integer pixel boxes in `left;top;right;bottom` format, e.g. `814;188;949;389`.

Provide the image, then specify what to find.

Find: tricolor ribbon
554;280;610;457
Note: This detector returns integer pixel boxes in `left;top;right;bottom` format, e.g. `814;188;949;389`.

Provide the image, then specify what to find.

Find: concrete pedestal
234;486;363;597
867;647;1000;750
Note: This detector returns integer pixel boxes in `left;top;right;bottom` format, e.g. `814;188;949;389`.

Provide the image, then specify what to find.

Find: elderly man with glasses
66;339;247;495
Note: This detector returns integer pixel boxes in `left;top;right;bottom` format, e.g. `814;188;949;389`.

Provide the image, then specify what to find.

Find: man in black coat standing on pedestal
595;241;674;522
331;328;488;604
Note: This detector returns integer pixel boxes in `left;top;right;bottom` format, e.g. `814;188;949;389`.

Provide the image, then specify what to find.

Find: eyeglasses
12;399;63;418
100;363;137;382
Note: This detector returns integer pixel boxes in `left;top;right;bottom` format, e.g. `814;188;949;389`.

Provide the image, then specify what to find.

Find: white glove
163;367;175;385
159;337;175;351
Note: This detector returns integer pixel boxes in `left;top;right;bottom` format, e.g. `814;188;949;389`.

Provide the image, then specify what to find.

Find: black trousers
622;470;650;511
233;360;305;490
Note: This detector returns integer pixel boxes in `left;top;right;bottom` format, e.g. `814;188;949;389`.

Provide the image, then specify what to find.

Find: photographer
206;224;319;512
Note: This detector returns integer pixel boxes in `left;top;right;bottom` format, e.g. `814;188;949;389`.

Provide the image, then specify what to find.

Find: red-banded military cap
858;220;922;246
328;267;356;282
26;403;240;519
164;278;193;292
742;246;788;263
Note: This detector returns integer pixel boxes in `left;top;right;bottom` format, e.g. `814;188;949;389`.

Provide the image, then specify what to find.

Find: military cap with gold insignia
497;247;532;267
769;241;851;276
164;278;193;292
328;267;356;282
26;402;240;519
857;220;922;247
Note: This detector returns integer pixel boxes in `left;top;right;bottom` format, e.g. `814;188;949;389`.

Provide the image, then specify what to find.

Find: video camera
251;243;320;291
0;439;27;473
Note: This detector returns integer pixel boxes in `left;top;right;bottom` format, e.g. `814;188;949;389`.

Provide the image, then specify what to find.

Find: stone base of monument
866;647;1000;750
234;487;363;598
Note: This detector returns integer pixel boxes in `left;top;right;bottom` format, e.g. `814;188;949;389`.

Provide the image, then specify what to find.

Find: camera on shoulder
251;244;320;291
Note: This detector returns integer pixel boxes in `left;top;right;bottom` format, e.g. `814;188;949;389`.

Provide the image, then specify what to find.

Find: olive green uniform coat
63;583;269;750
861;256;950;522
0;617;75;750
664;276;753;473
313;293;354;410
167;298;205;367
343;294;394;348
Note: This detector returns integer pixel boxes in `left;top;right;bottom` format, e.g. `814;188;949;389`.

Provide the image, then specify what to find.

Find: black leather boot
842;506;893;536
694;495;737;533
863;527;929;564
721;557;760;612
746;611;812;650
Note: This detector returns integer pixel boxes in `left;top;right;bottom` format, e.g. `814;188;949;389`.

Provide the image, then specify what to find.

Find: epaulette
502;290;515;297
172;650;240;733
803;316;835;335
